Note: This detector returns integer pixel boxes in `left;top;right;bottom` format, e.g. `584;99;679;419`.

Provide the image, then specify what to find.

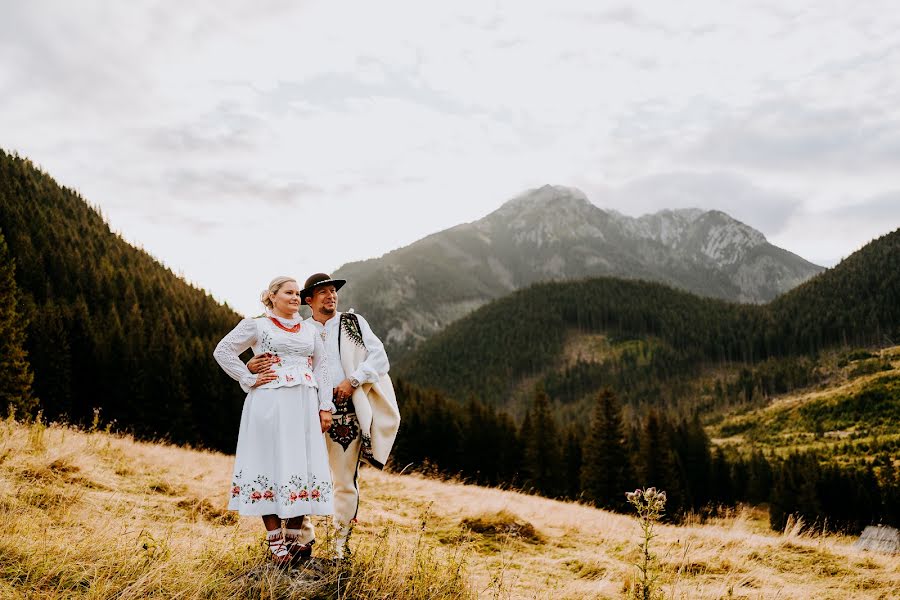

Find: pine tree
746;449;773;504
460;397;513;485
0;230;35;415
581;389;630;510
562;425;583;500
65;296;97;424
496;409;522;485
146;308;191;442
25;300;70;420
636;411;684;517
882;460;900;527
769;453;821;531
672;415;712;510
522;385;562;496
710;447;734;506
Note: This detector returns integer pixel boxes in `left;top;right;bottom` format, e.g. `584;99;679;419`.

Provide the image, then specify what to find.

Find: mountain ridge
336;184;822;354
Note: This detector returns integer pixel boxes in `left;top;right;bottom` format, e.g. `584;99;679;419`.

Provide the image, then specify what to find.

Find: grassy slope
544;329;900;465
1;421;897;599
711;346;900;461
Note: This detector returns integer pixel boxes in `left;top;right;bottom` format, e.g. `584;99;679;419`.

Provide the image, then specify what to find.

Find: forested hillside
0;150;245;450
391;229;900;533
770;230;900;354
398;228;900;411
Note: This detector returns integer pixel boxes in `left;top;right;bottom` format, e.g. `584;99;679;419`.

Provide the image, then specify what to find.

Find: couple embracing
213;273;400;564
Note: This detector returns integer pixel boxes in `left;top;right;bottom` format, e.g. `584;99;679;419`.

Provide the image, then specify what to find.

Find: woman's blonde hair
260;276;297;309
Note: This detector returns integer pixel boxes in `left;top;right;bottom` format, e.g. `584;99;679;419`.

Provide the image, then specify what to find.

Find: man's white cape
339;315;400;469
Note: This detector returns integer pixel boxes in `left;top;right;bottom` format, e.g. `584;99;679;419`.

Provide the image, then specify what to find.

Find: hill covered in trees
0;149;245;450
398;227;900;413
391;229;899;533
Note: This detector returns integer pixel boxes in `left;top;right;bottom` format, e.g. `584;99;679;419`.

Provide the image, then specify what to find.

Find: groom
247;272;400;559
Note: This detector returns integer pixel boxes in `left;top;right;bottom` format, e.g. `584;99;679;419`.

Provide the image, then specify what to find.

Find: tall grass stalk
626;486;667;600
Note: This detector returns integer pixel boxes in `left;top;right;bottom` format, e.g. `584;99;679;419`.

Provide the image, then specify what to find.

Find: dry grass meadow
1;417;897;599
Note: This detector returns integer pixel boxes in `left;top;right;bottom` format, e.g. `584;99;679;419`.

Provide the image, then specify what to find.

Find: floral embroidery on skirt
231;471;333;506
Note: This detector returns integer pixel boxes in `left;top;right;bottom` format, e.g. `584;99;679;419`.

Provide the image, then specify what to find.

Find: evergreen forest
0;150;246;450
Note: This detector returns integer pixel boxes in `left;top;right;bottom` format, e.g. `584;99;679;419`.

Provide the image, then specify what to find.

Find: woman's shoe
266;530;291;565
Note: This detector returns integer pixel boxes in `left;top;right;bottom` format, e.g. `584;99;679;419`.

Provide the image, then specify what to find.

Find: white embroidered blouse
213;313;335;413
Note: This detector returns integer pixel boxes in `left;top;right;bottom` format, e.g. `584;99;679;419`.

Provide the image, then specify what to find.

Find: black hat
300;272;346;305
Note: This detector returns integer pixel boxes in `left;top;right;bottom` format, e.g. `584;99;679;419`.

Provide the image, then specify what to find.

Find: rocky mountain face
335;185;823;354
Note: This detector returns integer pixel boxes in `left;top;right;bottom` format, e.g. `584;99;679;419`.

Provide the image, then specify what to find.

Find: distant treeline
393;381;900;534
0;150;246;451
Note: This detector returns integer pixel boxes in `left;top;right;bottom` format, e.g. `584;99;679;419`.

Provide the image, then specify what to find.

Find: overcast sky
2;1;899;315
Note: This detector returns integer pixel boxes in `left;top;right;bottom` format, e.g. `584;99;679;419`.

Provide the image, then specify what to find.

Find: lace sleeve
311;328;335;412
213;318;258;393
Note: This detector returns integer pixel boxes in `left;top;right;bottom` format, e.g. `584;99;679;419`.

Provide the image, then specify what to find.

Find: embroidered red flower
304;373;312;381
263;490;274;500
299;489;309;500
286;374;295;383
290;492;298;502
311;489;320;499
231;486;240;497
307;357;313;367
251;490;262;501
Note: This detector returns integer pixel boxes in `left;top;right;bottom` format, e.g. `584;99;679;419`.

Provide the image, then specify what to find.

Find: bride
214;276;335;564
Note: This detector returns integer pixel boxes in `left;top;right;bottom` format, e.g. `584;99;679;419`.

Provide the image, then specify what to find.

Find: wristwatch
349;376;360;388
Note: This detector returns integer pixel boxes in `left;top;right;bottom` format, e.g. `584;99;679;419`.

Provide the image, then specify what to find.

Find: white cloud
589;171;803;234
1;0;899;313
689;101;900;173
770;193;900;266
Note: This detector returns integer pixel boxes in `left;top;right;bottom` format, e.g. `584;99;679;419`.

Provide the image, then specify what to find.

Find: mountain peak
481;185;606;245
334;183;824;350
497;184;591;213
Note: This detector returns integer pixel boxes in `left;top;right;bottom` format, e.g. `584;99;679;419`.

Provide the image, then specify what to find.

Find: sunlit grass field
0;417;897;599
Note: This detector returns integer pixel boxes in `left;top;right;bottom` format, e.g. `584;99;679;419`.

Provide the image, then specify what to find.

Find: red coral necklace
269;317;302;333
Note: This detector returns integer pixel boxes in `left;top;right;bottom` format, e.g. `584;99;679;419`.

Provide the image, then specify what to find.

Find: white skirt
228;385;334;518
